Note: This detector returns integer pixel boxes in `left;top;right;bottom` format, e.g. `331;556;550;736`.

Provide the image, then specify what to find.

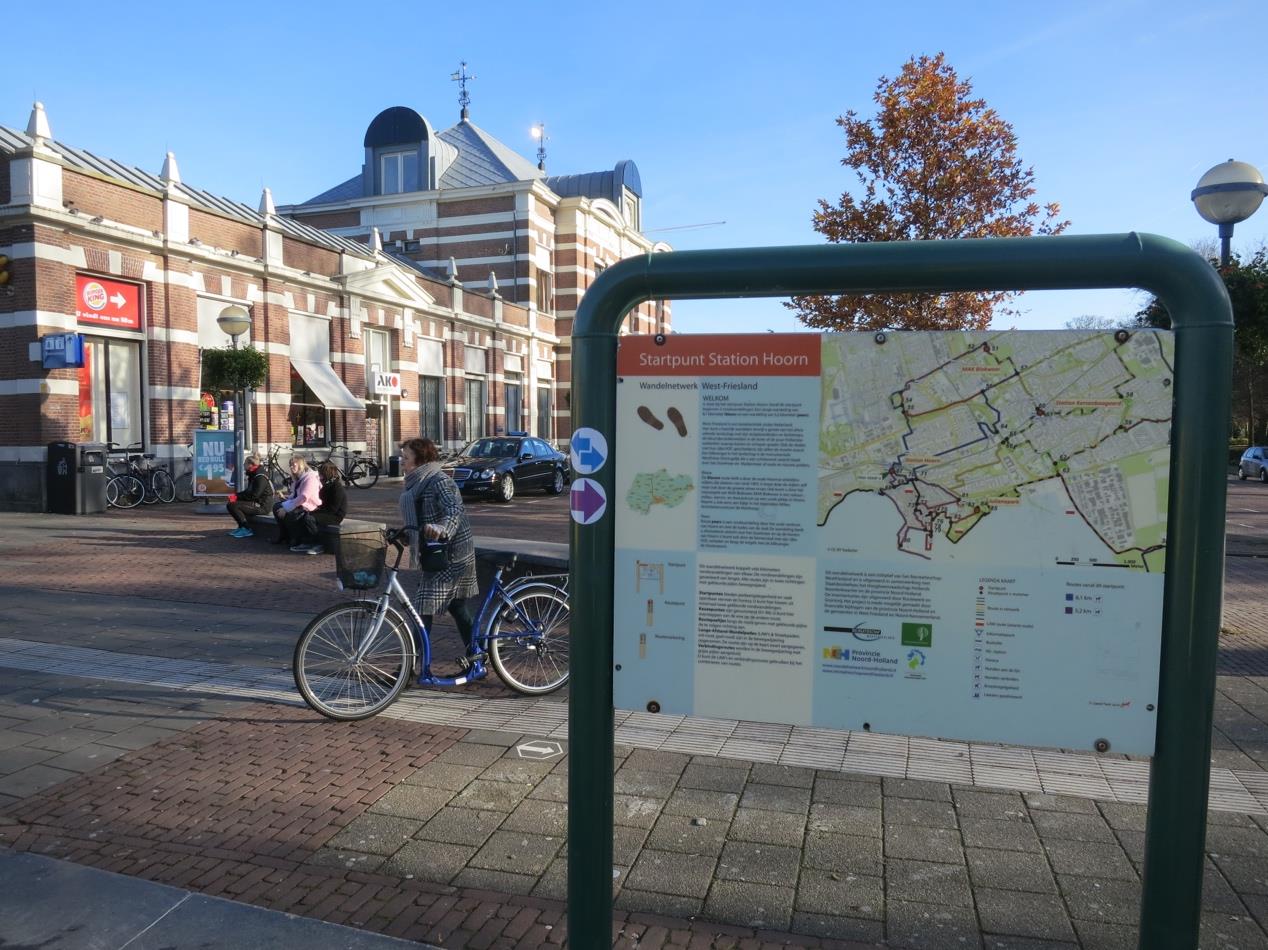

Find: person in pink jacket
271;456;321;547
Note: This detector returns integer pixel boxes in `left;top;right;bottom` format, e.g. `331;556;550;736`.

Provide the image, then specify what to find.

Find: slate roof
436;120;543;188
0;125;374;260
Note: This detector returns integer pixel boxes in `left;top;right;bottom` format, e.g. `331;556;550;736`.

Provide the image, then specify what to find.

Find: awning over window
289;313;363;411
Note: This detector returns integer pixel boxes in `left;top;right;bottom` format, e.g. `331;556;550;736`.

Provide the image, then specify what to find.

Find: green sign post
567;233;1232;949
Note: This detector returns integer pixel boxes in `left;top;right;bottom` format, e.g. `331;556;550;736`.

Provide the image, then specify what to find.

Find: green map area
627;470;695;515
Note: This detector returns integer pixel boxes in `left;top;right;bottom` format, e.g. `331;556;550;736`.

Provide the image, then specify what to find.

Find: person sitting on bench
226;455;274;539
272;456;320;547
290;461;347;555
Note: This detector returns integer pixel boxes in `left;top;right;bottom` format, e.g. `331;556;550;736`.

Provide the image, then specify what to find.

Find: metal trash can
46;442;79;514
388;455;402;478
79;443;108;514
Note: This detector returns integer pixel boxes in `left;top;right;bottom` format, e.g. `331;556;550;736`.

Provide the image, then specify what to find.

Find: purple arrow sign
569;477;607;526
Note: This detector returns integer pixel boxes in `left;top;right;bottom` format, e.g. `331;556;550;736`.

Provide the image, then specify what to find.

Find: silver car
1239;446;1268;482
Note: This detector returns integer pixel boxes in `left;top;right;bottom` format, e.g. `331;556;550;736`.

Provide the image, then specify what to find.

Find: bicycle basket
334;530;387;591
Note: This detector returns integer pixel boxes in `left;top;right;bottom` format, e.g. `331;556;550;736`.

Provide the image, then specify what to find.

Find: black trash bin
388;455;402;478
47;442;79;514
79;443;108;514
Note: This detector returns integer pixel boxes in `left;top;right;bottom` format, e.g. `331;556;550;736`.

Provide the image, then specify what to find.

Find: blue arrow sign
570;427;609;475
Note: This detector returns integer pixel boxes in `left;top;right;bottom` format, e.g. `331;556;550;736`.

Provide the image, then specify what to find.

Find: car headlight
479;468;496;479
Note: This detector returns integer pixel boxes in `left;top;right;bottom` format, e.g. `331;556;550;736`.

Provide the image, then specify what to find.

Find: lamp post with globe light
216;305;252;490
1191;160;1267;267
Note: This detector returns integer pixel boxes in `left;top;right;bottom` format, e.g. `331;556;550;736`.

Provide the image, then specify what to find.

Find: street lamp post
1191;160;1267;267
216;305;252;491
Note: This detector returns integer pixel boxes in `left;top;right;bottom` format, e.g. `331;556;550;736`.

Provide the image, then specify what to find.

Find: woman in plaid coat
398;438;480;667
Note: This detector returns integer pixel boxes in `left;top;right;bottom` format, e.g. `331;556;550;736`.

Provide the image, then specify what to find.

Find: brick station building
0;102;670;511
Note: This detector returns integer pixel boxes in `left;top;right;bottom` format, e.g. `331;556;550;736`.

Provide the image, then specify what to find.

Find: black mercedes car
442;433;568;502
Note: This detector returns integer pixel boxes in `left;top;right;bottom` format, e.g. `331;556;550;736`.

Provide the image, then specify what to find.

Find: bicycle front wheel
173;473;195;503
294;602;415;720
488;584;570;695
350;460;380;489
108;475;145;509
152;469;176;503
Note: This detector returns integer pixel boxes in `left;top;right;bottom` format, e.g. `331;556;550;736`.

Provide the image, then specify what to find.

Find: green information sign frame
568;234;1232;950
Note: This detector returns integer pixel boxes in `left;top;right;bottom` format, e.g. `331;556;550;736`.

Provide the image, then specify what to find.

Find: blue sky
7;0;1265;334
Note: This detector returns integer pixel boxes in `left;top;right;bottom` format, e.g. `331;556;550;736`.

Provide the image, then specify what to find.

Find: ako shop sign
370;370;402;396
76;274;142;330
613;330;1174;756
193;429;242;497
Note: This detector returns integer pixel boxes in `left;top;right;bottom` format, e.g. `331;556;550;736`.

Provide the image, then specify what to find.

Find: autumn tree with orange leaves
790;53;1068;332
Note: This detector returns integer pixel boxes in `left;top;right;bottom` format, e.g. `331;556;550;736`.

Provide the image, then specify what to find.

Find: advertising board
193;429;242;496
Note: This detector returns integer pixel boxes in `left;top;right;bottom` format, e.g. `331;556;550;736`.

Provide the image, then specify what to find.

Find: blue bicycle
293;527;570;720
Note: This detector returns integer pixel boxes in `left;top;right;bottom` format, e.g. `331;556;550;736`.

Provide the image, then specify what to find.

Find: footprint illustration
667;407;688;437
637;406;664;431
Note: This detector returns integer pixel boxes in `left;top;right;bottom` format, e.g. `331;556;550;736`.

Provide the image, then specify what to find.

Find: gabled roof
0;124;374;260
436;119;544;188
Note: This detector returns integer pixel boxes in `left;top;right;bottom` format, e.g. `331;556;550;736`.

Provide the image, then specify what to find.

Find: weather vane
451;61;476;120
531;123;548;171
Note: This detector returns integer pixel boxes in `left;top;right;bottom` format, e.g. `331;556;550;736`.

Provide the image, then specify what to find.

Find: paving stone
966;847;1056;894
791;912;885;944
1204;859;1250;914
527;773;568;803
623;748;691;774
624;849;717;898
1113;829;1145;866
1069;920;1138;950
883;777;953;802
1212;854;1268;896
1023;792;1100;815
1029;810;1115;843
808;803;881;838
803;831;883;877
662;787;740;820
983;936;1077;949
613;794;663;829
469;830;562;875
885;823;964;864
533;857;568;900
614;888;702;918
451;777;531;811
1239;894;1268;933
451;866;540;895
20;727;116;753
750;763;815;788
1207;822;1268;858
646;813;729;855
678;763;750;794
887;899;982;949
1056;874;1140;926
887;860;974;907
795;868;883;919
461;728;518;747
960;816;1042;853
1096;802;1148;832
728;807;806;847
96;725;187;750
613;825;648;867
1200;912;1268;950
367;783;455;821
305;848;387;874
739;782;812;814
436;742;504;767
1043;839;1138;881
977;887;1076;941
613;768;680;798
951;787;1029;821
887;797;959;830
1211;811;1263;829
381;840;477;883
402;761;483;792
326;814;426;856
703;880;794;930
417;807;505;846
716;840;801;887
37;743;128;773
813;778;883;808
695;754;753;770
501;797;568;838
479;757;557;785
0;764;80;798
0;746;57;774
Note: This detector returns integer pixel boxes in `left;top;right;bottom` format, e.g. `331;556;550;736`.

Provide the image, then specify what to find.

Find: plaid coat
399;463;478;615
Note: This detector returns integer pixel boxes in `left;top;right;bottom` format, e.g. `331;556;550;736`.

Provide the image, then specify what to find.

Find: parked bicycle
106;443;175;506
172;443;195;502
323;444;380;489
293;527;570;720
264;444;294;495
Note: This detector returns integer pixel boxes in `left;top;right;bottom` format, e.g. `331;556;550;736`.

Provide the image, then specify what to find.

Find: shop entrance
78;336;143;448
366;402;392;465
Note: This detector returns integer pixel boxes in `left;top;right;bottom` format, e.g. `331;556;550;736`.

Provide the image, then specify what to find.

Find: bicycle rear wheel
107;475;145;509
173;473;195;503
488;584;570;695
151;469;177;503
294;602;415;720
350;459;380;489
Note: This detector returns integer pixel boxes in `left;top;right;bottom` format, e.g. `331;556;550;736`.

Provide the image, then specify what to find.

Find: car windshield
463;438;521;459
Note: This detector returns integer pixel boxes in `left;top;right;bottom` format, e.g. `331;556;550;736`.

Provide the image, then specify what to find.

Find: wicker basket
335;529;387;590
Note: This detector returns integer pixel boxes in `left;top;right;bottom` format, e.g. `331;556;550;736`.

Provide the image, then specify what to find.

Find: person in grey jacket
398;437;479;669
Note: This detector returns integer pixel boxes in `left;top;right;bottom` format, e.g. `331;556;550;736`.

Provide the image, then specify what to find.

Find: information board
613;331;1174;755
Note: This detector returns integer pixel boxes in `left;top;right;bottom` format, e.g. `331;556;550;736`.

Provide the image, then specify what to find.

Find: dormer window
381;150;419;195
